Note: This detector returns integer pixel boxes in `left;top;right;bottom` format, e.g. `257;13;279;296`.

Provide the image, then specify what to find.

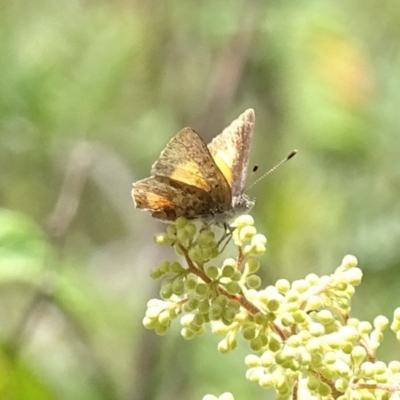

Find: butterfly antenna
246;150;297;192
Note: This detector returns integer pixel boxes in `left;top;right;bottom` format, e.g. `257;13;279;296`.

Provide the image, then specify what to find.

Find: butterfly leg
217;223;236;253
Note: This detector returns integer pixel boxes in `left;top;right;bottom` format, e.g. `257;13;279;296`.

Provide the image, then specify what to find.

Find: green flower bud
234;214;254;228
206;265;219;279
374;361;387;375
276;279;291;293
188;246;203;263
155;323;169;336
305;273;320;285
150;267;164;280
341;254;358;270
252;242;266;255
168;307;180;319
198;299;210;313
373;315;389;331
285;301;300;313
316;310;334;325
266;298;281;312
254;312;267;325
181;314;195;327
258;373;275;388
223;307;237;323
198;229;216;246
184;223;196;239
209;303;223;320
228;299;241;311
192;312;205;327
222;264;235;278
281;313;295;327
307;373;320;391
310;353;323;367
159;260;171;273
286;289;300;303
347;318;360;327
158;310;170;325
218;338;230;353
375;373;388;383
268;336;281;352
339;325;360;343
172;278;185;295
160;281;173;299
246;275;261;289
216;294;229;306
335;378;349;392
245;258;260;274
292;279;310;293
391;319;400;333
298;329;312;343
231;271;242;281
167;224;177;237
202;395;217;400
394;307;400;321
275;374;289;393
176;228;190;244
195;283;208;295
293;310;307;323
181;327;195;339
332;280;348;291
246;366;264;383
309;322;325;337
370;329;383;343
286;335;301;348
225;281;241;294
185;277;197;290
352;346;367;364
175;217;188;229
245;354;260;367
168;261;182;273
252;233;267;245
318;382;331;397
298;348;312;366
222;257;236;267
324;352;337;364
360;361;375;378
174;243;184;256
250;336;264;352
345;268;363;286
218;392;234;400
239;226;257;242
142;316;157;329
358;321;372;335
389;360;400;373
242;326;256;340
306;295;323;311
154;232;173;245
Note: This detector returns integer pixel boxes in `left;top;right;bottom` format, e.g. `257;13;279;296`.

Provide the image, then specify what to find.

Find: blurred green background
1;0;400;399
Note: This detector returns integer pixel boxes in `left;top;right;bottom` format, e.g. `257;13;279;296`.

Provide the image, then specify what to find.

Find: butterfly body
132;109;255;224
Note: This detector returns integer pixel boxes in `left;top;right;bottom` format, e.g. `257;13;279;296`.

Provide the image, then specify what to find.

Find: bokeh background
1;0;400;399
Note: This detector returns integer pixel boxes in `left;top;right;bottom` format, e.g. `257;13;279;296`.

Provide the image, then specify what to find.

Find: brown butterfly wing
132;176;219;221
207;109;255;198
151;127;232;209
132;128;232;221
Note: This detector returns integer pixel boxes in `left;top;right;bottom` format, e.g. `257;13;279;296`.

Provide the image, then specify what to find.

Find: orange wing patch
210;148;235;188
169;160;211;192
134;191;175;209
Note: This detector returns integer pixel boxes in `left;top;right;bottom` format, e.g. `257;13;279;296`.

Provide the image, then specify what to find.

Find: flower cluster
143;215;264;339
143;216;400;399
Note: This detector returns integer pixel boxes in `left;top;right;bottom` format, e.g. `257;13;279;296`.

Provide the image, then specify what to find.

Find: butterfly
132;109;255;224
